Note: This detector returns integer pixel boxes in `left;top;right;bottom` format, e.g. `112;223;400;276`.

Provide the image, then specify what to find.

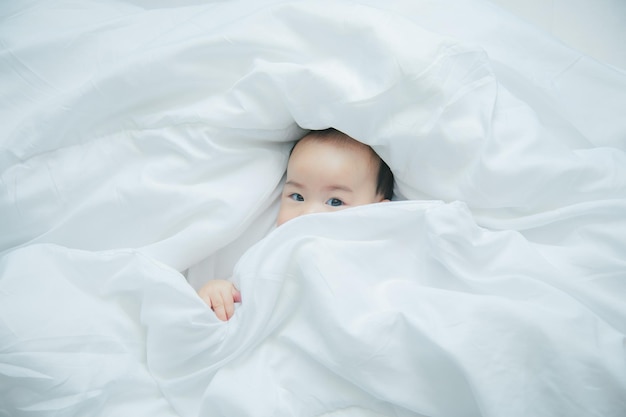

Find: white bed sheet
490;0;626;71
1;0;625;416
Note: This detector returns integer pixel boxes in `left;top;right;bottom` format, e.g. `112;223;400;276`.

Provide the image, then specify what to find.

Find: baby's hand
197;279;241;321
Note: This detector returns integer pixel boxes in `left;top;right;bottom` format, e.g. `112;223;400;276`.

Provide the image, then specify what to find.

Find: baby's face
277;137;386;226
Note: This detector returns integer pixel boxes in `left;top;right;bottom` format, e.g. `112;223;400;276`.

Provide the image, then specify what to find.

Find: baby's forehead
287;136;380;188
293;133;378;163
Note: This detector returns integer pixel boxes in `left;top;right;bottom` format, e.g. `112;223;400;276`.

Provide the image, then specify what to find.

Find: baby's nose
303;203;326;215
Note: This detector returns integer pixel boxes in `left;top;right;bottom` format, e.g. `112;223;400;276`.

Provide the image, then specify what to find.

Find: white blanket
1;1;625;416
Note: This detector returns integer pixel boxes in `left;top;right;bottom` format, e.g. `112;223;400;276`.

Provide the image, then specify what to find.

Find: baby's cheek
276;206;290;227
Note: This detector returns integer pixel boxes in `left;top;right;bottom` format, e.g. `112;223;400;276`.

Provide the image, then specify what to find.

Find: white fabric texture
1;0;625;416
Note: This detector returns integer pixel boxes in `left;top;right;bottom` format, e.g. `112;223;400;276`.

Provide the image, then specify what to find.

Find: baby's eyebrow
325;185;353;192
284;180;303;188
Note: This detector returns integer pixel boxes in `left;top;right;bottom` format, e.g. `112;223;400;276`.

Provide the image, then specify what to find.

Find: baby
198;128;394;320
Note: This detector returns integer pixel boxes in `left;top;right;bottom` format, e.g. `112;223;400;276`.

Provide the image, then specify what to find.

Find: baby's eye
289;193;304;202
326;198;344;207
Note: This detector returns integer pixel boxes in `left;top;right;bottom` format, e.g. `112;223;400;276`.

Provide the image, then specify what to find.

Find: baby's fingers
197;280;240;321
232;287;242;303
210;295;230;321
213;288;239;321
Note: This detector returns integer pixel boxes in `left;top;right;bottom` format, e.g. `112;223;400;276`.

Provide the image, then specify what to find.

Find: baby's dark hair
292;128;394;200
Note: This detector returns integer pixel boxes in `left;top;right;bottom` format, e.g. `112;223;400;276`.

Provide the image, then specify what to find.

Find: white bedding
1;0;625;416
